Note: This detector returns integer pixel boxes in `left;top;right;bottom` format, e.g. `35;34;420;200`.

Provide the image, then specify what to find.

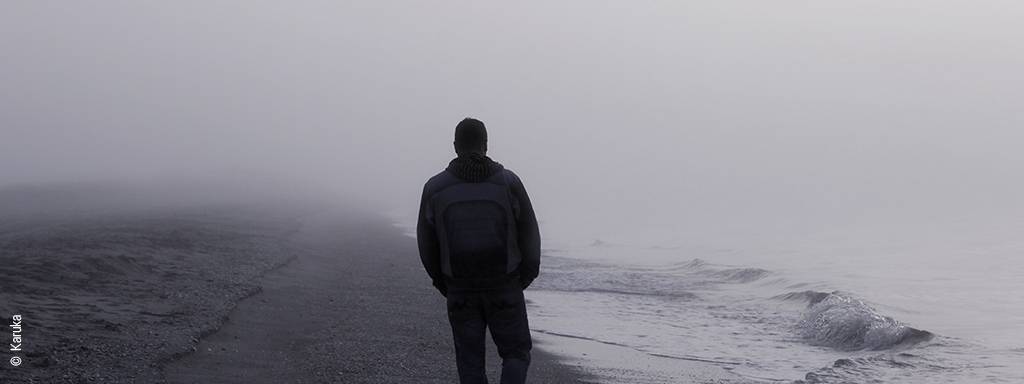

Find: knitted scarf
446;153;504;182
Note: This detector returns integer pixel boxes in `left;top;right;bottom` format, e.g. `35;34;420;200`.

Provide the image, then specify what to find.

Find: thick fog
3;1;1023;244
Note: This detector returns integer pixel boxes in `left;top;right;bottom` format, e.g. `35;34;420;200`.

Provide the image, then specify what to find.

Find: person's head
454;118;487;156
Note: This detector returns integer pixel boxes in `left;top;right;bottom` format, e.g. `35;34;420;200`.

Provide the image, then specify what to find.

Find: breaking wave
544;253;933;353
528;247;1022;383
788;291;934;351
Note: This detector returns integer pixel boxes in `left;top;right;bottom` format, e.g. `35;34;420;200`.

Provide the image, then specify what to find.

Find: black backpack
433;171;520;279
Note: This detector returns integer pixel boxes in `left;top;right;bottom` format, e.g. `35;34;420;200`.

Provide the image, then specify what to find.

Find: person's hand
519;277;533;290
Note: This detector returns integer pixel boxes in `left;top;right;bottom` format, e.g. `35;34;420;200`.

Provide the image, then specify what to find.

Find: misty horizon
5;2;1023;247
4;2;1024;383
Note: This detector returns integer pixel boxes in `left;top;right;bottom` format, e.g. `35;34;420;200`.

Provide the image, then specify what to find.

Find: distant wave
674;259;772;283
794;352;960;384
562;287;698;300
536;256;774;301
665;258;708;269
589;239;624;247
706;267;771;283
799;355;914;384
773;290;832;305
783;291;933;351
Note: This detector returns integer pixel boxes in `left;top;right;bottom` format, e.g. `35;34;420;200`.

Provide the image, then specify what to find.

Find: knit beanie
454;118;487;154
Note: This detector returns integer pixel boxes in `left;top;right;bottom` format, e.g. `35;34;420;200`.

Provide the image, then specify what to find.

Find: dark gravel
0;206;308;383
160;207;593;383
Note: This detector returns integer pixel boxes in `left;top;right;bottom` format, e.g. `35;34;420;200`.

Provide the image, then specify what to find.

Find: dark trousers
446;284;532;384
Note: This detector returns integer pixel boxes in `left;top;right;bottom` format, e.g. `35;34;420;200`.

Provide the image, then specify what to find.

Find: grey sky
3;1;1023;241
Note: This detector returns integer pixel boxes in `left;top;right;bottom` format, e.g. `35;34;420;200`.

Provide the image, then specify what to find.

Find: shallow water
528;223;1024;383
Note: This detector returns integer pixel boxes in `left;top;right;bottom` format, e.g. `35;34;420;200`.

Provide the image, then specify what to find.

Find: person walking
417;118;541;384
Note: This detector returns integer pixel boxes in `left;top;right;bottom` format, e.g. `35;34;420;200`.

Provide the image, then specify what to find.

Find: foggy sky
3;1;1023;243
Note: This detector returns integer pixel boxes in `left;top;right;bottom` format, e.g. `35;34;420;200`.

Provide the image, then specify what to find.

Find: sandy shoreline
0;199;591;383
163;207;591;383
1;194;749;383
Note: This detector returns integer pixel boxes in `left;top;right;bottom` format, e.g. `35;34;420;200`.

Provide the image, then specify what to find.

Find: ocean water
528;217;1024;383
392;210;1024;383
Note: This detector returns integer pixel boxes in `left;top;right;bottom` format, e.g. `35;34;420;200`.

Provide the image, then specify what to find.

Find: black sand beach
0;191;589;383
163;208;588;384
0;200;307;383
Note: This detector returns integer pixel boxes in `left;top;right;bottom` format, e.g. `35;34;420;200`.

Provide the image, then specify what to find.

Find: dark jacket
417;156;541;295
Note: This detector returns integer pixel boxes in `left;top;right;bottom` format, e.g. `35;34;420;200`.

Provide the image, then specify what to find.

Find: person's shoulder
500;168;521;180
424;170;447;187
426;169;448;182
423;169;457;193
498;168;526;188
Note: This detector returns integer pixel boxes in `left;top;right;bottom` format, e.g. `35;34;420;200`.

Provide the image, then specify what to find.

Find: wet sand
163;208;590;383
